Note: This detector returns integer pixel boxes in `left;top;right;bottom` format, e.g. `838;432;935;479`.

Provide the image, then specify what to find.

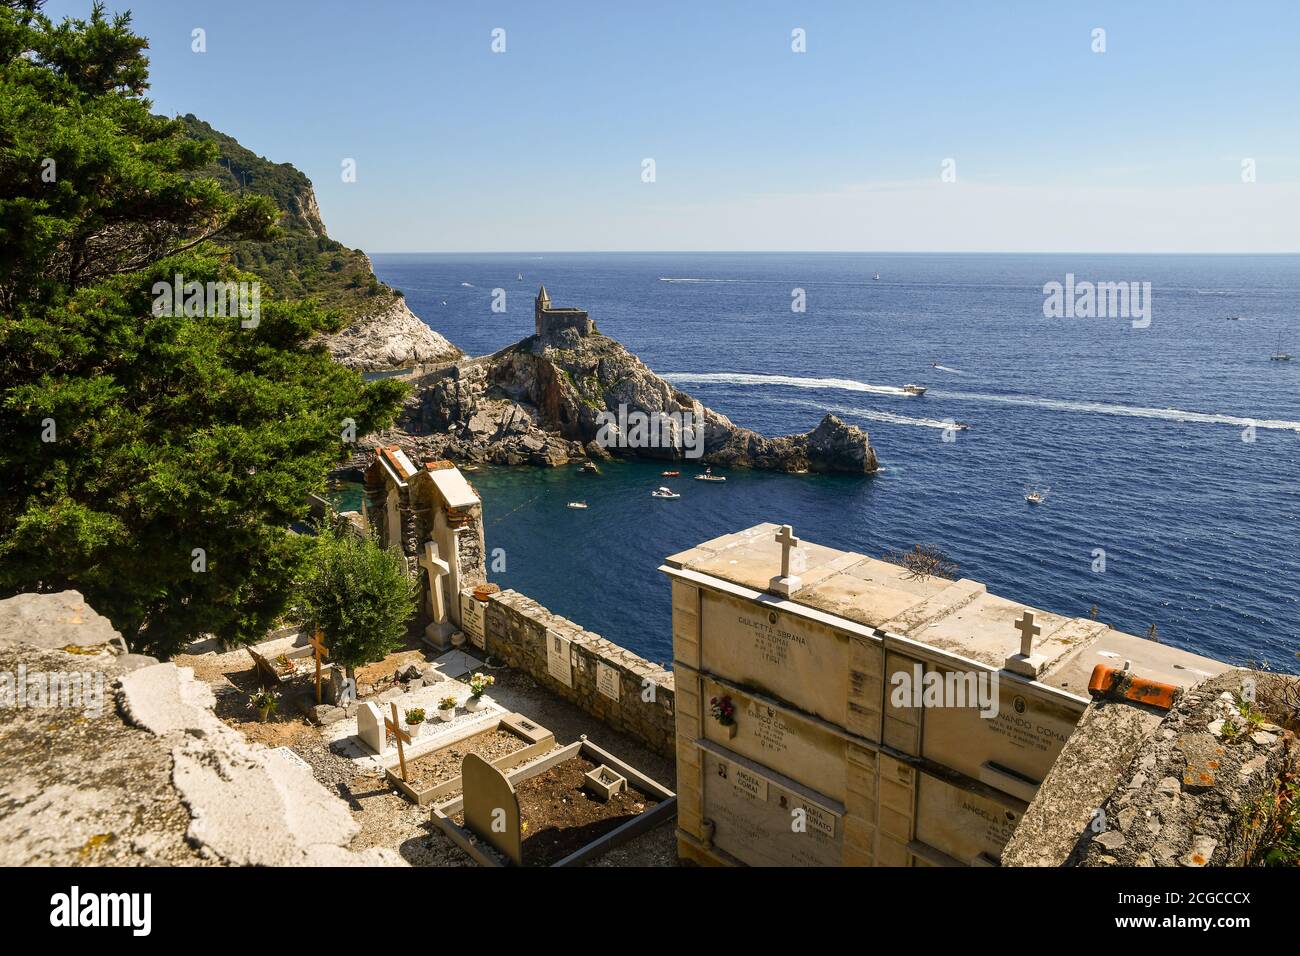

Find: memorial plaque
460;591;486;649
596;660;620;701
699;591;853;726
922;672;1082;790
546;629;572;687
702;750;842;867
914;770;1024;865
702;678;846;802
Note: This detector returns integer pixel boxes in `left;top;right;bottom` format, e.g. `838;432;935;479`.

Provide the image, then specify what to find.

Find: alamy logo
890;663;1000;718
1043;273;1151;328
594;404;704;458
0;664;105;717
152;273;260;328
50;886;151;936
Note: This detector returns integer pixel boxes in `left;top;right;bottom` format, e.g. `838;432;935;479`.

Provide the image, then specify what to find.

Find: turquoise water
373;252;1300;672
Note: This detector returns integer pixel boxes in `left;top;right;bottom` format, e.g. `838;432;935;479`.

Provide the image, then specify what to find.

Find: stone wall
1067;670;1296;867
482;589;675;757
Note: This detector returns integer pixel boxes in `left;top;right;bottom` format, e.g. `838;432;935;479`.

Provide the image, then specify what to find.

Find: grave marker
770;524;802;597
546;629;572;687
596;660;620;701
461;752;523;864
460;590;486;649
309;629;330;704
384;701;412;780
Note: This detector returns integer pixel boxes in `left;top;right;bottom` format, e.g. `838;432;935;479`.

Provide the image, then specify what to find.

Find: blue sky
46;0;1300;252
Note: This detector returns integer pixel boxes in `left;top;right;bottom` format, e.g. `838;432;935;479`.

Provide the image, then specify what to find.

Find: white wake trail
664;372;1300;432
664;371;906;396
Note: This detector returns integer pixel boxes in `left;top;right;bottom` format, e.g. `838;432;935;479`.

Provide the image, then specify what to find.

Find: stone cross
775;525;800;577
419;540;451;623
769;524;803;598
309;629;329;705
384;701;412;781
1005;609;1045;678
1014;611;1041;658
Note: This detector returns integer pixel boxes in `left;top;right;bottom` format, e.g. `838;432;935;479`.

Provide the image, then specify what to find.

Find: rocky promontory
323;292;460;371
373;317;878;474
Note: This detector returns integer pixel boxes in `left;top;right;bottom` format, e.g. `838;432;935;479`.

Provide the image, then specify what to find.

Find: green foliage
0;5;407;656
177;114;398;319
296;529;416;674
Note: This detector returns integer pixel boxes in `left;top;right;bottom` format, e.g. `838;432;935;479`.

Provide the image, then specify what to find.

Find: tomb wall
670;575;1079;867
481;589;676;757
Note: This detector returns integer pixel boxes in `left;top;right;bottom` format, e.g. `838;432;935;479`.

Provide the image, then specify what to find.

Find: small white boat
695;467;726;482
567;501;588;510
873;273;881;281
1025;488;1048;505
651;487;680;499
902;383;927;396
516;273;524;280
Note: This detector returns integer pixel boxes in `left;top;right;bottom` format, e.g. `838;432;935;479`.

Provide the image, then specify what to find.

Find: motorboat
567;501;588;510
1025;488;1048;505
695;467;726;482
902;383;927;396
661;470;681;477
651;487;680;499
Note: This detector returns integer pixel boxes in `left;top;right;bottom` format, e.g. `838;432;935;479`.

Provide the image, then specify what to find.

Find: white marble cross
770;524;803;598
419;540;451;622
1014;610;1041;658
775;525;800;577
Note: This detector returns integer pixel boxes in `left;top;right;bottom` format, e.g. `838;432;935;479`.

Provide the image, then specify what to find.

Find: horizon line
367;249;1300;257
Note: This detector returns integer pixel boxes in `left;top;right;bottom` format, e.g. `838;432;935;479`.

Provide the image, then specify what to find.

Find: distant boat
1270;331;1293;361
567;501;588;510
661;470;680;477
695;467;726;482
873;273;881;281
579;461;600;475
1025;487;1049;505
517;273;524;281
902;383;927;396
651;487;680;499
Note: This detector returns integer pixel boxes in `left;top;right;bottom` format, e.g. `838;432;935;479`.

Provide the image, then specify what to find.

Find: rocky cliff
181;115;460;372
377;325;877;473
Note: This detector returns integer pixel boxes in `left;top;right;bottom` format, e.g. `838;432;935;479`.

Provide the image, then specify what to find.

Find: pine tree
0;5;407;656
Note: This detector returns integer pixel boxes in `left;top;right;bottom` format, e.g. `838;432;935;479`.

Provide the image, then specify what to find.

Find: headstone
357;701;386;755
460;590;486;649
596;661;620;701
461;753;523;865
546;629;572;687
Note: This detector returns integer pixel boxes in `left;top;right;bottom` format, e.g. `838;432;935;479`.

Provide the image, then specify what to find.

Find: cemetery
32;448;1276;869
433;736;677;866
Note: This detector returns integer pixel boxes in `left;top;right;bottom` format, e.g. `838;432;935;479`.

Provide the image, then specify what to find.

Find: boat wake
658;277;748;284
666;372;1300;432
931;364;965;374
664;371;906;396
787;399;956;430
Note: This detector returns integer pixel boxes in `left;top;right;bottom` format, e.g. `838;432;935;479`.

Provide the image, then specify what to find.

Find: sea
369;252;1300;674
